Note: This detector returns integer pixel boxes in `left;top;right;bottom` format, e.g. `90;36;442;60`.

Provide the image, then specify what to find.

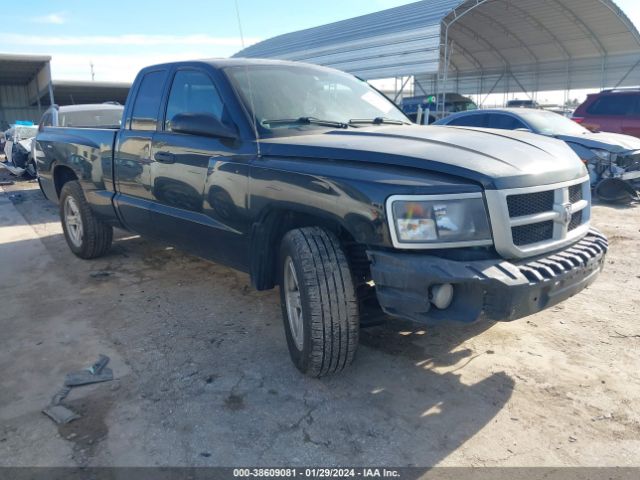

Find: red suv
573;88;640;138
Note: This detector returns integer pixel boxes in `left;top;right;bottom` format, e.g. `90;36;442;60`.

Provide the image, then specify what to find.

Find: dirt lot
0;169;639;468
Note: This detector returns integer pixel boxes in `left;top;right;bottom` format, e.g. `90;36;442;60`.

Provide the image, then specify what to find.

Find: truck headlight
387;193;493;248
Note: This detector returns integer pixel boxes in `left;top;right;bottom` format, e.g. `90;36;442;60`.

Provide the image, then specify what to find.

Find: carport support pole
48;82;55;106
394;76;411;103
440;0;491;116
35;77;42;116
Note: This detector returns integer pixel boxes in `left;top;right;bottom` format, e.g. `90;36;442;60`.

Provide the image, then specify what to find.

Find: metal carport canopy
234;0;640;93
0;53;51;85
37;80;132;107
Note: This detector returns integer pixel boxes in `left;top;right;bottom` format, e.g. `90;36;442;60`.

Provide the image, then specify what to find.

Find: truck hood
555;131;640;154
259;125;587;190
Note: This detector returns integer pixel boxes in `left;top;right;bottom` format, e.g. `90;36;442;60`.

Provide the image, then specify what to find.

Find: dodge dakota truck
36;59;608;376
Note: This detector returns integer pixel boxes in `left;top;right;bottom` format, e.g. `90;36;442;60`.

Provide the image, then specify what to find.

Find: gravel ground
0;169;639;468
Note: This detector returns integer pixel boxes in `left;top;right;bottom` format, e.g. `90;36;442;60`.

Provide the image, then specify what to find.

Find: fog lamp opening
430;283;454;310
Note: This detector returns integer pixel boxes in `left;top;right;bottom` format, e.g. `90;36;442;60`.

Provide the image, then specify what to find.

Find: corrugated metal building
41;81;131;107
0;54;53;130
0;54;131;130
234;0;640;103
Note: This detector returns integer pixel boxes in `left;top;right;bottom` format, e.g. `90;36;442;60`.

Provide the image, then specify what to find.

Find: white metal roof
234;0;640;93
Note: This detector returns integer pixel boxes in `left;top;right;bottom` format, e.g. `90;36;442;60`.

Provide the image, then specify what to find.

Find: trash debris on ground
42;405;80;425
42;355;114;425
51;386;72;405
65;355;113;386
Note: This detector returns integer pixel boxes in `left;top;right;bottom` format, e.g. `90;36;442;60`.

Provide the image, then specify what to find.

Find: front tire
59;180;113;259
279;227;359;377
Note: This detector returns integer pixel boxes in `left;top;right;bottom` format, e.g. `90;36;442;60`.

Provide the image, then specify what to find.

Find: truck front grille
507;190;554;217
569;183;583;204
512;221;554;246
568;210;583;231
484;177;592;259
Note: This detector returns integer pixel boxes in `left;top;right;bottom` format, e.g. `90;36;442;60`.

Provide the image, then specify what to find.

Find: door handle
154;151;175;164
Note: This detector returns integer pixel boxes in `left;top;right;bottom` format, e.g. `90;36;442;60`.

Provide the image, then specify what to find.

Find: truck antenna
234;0;261;157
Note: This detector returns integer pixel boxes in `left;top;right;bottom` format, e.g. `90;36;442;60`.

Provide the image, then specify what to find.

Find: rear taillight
572;117;584;124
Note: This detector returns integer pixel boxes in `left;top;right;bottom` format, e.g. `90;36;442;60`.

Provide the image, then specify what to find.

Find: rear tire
59;180;113;259
279;227;359;377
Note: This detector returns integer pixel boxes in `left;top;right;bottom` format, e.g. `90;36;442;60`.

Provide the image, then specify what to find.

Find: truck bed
36;126;119;220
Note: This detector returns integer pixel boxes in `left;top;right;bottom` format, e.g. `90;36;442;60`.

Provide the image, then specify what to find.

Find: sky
1;0;639;103
1;0;420;82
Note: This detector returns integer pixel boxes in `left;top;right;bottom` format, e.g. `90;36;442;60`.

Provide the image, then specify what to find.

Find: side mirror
170;113;237;140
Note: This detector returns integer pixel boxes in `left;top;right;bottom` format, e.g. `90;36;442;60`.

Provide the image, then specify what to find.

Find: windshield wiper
348;117;409;126
262;117;348;129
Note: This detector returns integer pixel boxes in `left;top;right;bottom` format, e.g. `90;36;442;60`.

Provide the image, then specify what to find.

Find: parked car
506;99;539;109
1;123;38;177
435;108;640;203
401;93;477;124
572;88;640;138
29;104;125;187
38;103;124;130
36;59;607;376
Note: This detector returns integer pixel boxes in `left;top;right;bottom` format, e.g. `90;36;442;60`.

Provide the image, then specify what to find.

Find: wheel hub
64;196;83;248
284;257;304;350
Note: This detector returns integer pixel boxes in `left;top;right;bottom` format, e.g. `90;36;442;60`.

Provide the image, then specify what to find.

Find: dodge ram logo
560;203;573;226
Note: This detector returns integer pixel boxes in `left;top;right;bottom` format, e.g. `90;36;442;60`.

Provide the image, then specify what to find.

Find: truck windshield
225;65;408;133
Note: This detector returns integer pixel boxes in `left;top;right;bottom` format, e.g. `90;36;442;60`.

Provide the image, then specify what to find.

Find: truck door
114;68;168;236
149;68;252;269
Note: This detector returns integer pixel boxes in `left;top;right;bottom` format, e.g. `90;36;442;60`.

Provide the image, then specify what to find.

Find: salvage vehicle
38;103;124;130
36;59;608;376
435;108;640;203
572;88;640;138
2;123;38;178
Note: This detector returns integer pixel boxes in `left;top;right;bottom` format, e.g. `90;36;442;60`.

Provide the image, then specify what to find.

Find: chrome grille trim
485;176;591;259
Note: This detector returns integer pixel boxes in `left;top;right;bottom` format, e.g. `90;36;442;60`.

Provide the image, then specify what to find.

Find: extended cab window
165;70;225;131
130;70;166;131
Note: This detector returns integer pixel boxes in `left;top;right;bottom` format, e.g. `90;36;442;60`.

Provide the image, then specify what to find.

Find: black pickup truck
36;59;608;376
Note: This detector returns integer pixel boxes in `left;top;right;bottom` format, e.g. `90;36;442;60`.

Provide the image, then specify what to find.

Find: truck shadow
325;319;514;466
360;317;495;366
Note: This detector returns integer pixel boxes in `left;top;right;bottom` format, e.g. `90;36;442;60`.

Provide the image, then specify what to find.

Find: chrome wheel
284;256;304;350
64;196;83;248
